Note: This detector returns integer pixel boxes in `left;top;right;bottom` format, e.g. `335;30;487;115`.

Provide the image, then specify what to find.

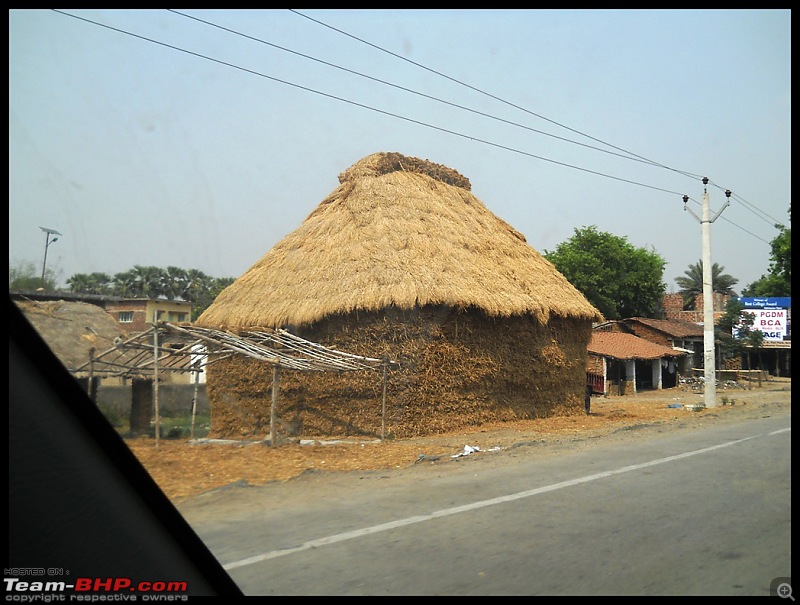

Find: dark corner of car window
8;296;244;598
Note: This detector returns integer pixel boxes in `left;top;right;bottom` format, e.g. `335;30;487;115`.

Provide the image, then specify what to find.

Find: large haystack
197;152;603;440
14;299;129;376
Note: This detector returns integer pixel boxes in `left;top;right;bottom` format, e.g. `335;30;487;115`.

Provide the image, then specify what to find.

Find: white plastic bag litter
452;444;481;458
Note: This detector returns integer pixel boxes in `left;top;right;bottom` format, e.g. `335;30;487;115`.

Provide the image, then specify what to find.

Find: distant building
588;322;690;395
10;290;193;333
105;298;191;333
662;291;730;324
660;292;791;377
10;290;196;384
735;297;792;377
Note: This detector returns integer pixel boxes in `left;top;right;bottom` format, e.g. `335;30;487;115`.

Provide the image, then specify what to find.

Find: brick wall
586;355;604;374
626;323;671;347
105;301;148;333
663;292;729;324
663;293;684;320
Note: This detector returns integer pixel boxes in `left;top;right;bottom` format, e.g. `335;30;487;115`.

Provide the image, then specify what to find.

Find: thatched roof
14;299;130;376
197;151;604;330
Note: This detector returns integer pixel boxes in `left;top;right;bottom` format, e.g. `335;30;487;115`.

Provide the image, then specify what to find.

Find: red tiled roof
623;317;704;338
588;331;687;361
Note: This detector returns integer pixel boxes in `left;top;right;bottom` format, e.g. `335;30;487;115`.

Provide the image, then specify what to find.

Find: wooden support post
381;361;388;441
87;347;96;403
269;365;280;447
153;326;160;448
191;366;200;440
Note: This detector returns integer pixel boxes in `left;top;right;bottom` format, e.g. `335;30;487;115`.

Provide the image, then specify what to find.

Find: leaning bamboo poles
76;321;397;447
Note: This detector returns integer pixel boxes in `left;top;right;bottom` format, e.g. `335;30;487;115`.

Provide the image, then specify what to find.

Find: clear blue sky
9;9;791;294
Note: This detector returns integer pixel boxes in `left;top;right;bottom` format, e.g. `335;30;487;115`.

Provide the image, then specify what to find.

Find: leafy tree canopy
543;225;667;320
14;263;235;321
9;259;58;291
742;205;791;297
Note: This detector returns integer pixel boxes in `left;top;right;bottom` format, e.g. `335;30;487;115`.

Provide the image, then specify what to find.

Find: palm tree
67;273;94;294
161;266;188;300
67;272;112;295
675;260;738;310
131;265;165;299
182;268;211;303
112;270;137;297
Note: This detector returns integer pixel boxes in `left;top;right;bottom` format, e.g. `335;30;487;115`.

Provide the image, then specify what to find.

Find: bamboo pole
381;359;388;441
153;325;160;448
190;365;200;440
269;365;280;447
88;347;96;403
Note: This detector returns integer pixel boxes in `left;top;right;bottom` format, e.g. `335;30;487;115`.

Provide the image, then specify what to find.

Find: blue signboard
737;297;791;309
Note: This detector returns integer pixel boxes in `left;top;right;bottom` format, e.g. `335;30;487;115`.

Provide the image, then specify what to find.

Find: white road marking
224;428;788;571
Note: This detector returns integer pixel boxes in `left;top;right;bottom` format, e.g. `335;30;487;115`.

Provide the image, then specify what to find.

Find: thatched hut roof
197;151;603;330
14;299;130;376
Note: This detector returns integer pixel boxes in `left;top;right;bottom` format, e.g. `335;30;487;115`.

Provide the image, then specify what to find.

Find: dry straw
199;152;604;440
197;151;602;331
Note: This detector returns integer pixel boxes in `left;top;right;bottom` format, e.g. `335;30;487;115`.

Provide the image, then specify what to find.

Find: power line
167;9;673;174
288;9;706;181
705;179;784;226
290;9;785;233
49;10;685;197
49;9;778;247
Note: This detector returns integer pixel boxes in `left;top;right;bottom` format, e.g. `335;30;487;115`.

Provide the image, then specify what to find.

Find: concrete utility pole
683;178;731;408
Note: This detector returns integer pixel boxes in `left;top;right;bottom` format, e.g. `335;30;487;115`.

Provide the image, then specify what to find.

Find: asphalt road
178;409;791;596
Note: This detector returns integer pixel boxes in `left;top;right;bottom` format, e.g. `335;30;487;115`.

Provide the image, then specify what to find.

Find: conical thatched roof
14;299;131;376
197;152;603;330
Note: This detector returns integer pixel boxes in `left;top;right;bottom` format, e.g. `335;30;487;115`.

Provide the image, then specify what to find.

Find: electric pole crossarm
710;190;732;222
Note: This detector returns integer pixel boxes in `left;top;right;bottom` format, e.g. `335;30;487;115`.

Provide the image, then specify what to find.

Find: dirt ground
126;378;791;502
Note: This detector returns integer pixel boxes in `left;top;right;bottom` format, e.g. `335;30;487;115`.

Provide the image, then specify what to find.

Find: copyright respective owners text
772;578;793;600
4;568;189;602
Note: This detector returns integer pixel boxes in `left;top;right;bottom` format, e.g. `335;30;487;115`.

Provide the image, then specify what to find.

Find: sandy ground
126;378;791;502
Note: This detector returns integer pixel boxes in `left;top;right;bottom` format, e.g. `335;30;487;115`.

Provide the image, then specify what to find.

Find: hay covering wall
206;306;592;440
199;151;603;440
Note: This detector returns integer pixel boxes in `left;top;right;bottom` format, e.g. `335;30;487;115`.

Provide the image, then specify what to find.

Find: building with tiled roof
623;317;704;341
587;331;687;396
594;317;703;376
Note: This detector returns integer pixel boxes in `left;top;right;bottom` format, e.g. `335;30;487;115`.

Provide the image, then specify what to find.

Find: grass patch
99;408;211;440
157;414;211;439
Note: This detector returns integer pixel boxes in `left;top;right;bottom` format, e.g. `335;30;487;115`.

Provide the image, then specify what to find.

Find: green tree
63;264;235;319
9;259;58;290
112;269;138;297
129;265;165;299
191;276;234;319
543;225;666;320
742;206;791;297
674;260;738;310
67;272;113;295
716;298;767;371
182;269;212;304
160;266;188;300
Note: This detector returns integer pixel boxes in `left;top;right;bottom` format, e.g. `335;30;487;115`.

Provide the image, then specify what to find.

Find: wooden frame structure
75;323;397;446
